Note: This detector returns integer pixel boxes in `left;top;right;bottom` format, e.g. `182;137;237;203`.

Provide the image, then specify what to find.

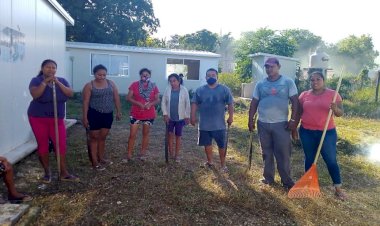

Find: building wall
66;47;219;94
241;54;299;98
0;0;69;159
252;55;298;81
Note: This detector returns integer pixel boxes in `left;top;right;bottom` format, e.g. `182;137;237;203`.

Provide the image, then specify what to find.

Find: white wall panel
0;0;71;158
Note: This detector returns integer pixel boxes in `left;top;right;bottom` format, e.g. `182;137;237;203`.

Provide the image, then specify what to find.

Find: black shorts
88;107;113;130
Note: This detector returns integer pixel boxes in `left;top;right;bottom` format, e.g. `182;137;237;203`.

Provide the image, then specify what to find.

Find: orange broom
288;69;343;199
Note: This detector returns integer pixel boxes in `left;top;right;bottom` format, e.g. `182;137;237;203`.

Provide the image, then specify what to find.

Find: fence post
376;70;380;102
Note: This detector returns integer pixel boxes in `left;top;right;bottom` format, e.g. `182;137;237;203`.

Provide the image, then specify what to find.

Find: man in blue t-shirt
248;57;300;189
191;68;234;173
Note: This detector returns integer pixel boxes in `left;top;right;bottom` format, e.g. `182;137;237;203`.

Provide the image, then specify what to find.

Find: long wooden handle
164;123;169;163
313;69;344;164
248;132;253;170
52;81;61;178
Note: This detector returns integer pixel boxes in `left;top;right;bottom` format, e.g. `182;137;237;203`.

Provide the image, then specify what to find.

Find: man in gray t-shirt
248;57;300;189
191;68;234;172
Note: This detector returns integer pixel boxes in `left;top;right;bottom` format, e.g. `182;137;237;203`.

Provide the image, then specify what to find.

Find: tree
281;29;322;51
167;29;219;52
58;0;160;46
235;28;297;80
167;34;181;49
281;29;323;66
137;37;166;48
327;35;379;74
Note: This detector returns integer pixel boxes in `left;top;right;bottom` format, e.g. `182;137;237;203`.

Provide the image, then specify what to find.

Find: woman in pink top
298;71;347;200
123;68;160;162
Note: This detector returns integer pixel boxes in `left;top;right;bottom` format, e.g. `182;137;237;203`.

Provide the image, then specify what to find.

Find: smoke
293;49;311;69
367;143;380;163
328;54;362;75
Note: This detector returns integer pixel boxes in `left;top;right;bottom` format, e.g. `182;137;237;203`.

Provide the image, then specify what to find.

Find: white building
0;0;74;163
65;42;221;93
241;53;300;98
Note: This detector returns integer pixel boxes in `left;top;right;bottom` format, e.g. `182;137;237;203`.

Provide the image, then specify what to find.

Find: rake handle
248;131;253;170
164;123;169;163
52;81;61;178
224;124;230;158
313;68;344;165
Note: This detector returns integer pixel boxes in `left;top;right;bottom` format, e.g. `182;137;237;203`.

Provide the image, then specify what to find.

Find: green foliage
235;28;297;79
218;73;242;96
167;29;219;52
326;73;356;99
137;37;167;48
326;35;379;74
343;87;380;118
233;98;250;113
281;29;322;50
58;0;160;46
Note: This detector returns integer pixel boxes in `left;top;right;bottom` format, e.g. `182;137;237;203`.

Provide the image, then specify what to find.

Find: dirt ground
2;116;380;225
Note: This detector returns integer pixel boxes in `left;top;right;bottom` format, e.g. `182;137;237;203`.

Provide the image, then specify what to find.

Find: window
166;58;200;80
91;53;129;77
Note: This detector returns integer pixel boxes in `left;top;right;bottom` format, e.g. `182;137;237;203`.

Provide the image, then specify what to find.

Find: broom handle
313;69;343;164
52;81;61;179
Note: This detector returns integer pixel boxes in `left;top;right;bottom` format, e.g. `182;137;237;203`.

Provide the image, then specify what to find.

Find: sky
151;0;380;53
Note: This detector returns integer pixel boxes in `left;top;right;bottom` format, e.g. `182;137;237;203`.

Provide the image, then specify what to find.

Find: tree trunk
376;70;380;102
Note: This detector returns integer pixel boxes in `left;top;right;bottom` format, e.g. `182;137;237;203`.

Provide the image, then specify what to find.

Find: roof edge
66;41;221;58
46;0;74;26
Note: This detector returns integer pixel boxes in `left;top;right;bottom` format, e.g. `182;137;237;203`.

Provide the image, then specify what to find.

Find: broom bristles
288;164;322;199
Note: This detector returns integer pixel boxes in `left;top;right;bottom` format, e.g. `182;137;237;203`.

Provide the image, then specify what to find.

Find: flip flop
8;194;33;204
60;174;80;182
40;174;51;184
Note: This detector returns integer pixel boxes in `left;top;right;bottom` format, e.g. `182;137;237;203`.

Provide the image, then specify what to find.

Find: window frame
166;57;200;81
90;53;129;77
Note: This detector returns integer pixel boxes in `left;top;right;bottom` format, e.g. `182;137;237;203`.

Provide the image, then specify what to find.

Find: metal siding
67;47;219;94
0;0;13;153
0;0;69;158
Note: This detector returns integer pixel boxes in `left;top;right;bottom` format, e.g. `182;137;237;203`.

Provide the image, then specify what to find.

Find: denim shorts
198;130;226;148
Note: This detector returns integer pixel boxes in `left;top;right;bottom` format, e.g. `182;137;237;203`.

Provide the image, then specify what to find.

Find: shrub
218;73;242;96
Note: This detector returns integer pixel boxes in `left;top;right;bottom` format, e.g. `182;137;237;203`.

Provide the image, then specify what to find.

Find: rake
288;69;343;199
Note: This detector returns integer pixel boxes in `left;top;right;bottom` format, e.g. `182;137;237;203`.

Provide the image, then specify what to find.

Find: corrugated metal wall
0;0;68;158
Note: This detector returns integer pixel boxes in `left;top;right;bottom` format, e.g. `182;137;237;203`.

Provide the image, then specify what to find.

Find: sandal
93;165;106;171
335;190;348;201
138;155;148;162
200;162;214;169
60;174;80;182
122;158;133;164
99;159;113;166
8;194;33;204
40;174;51;184
220;166;229;174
